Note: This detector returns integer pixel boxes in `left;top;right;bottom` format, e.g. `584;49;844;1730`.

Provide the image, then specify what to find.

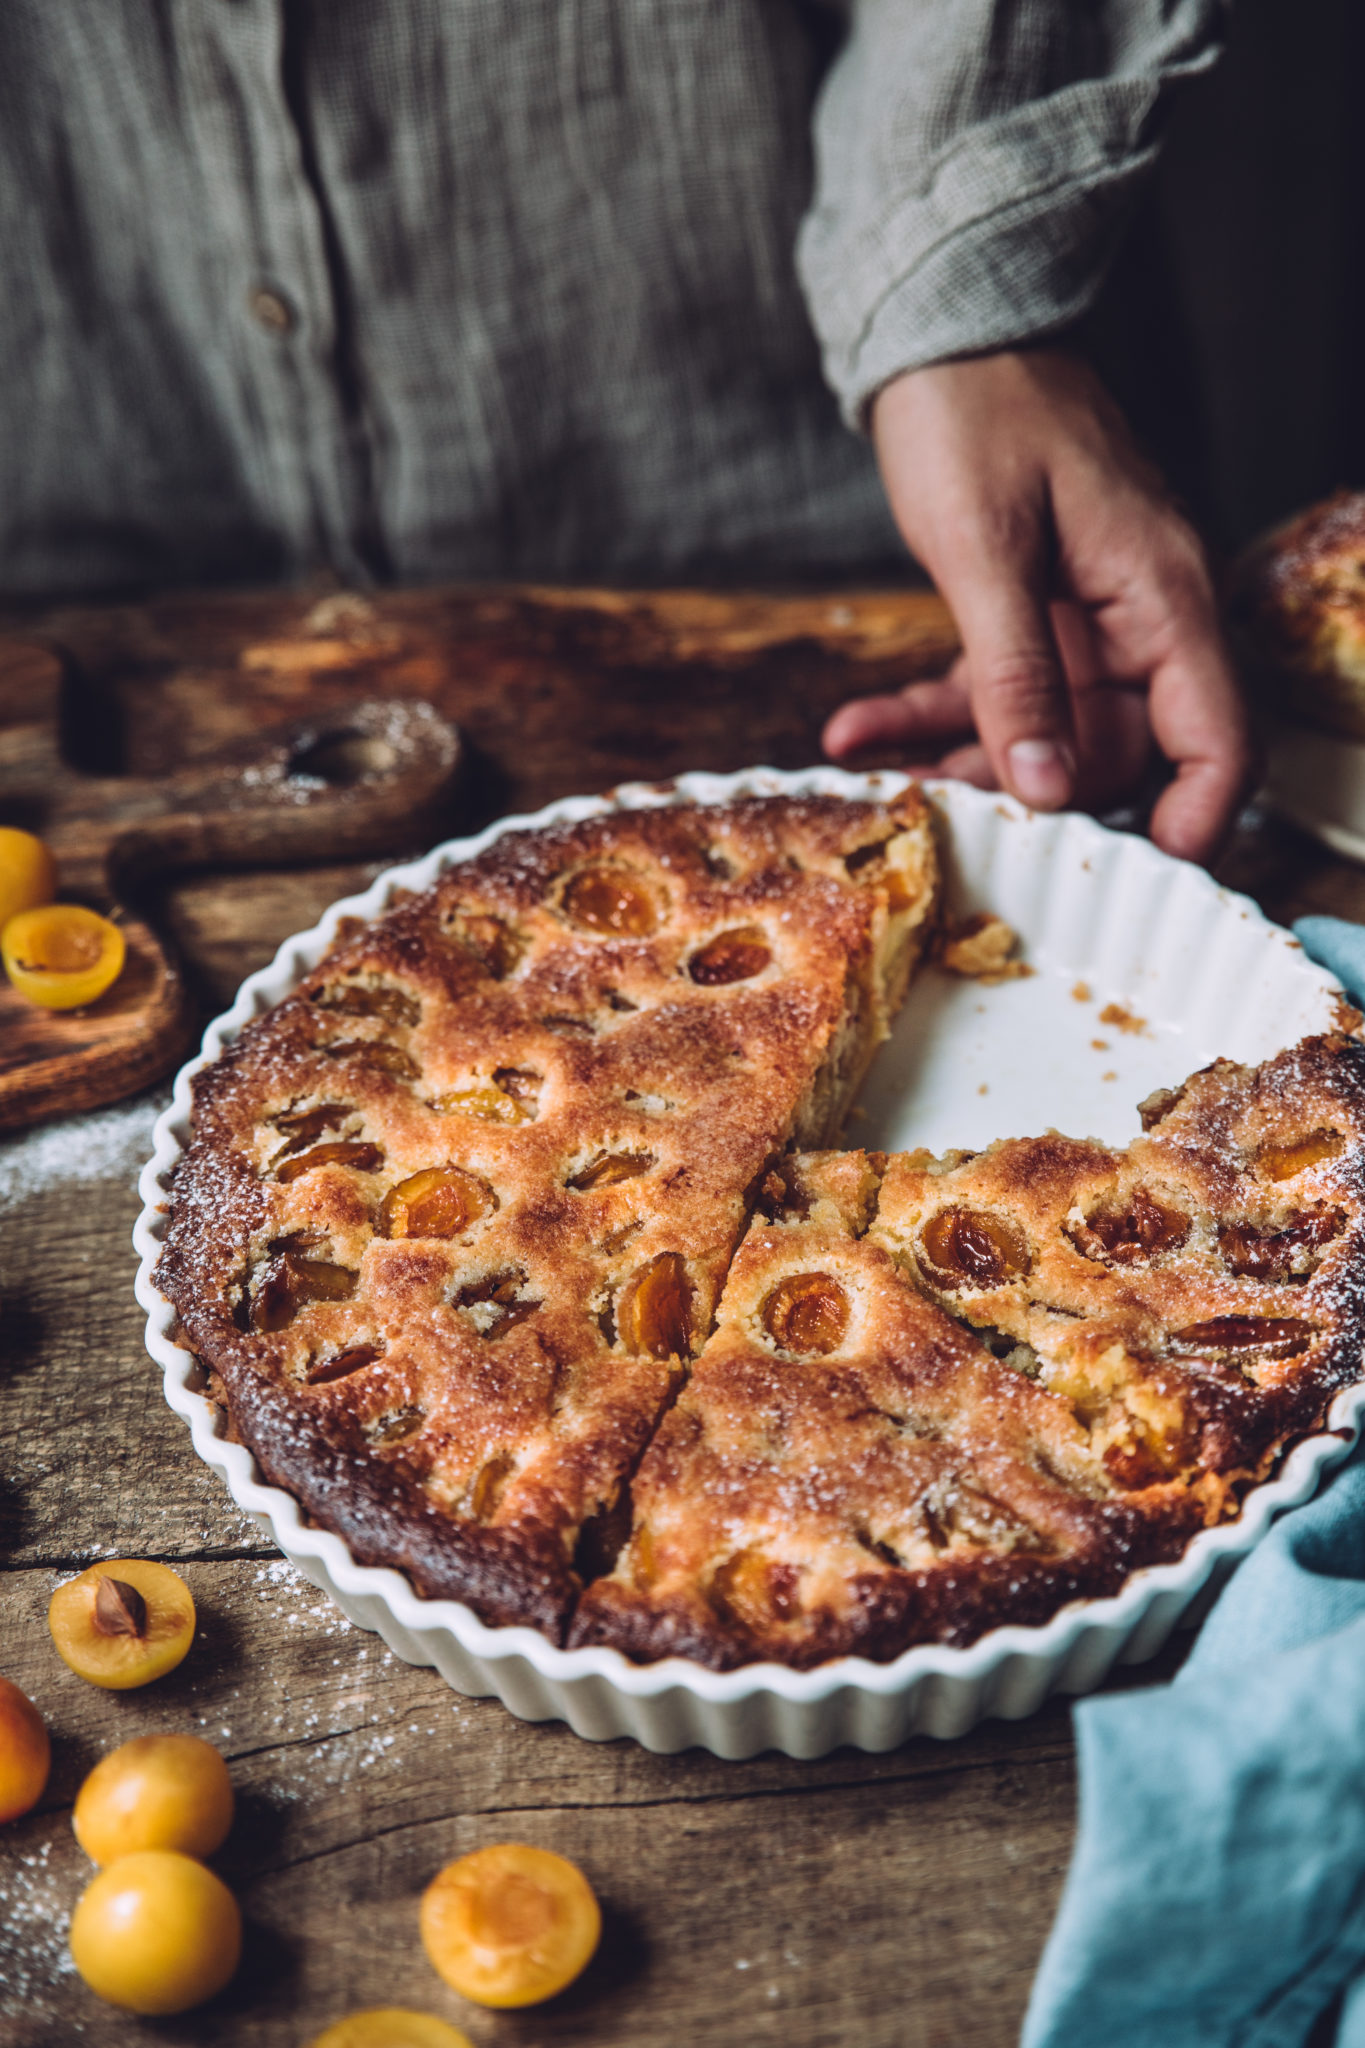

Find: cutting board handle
103;698;464;888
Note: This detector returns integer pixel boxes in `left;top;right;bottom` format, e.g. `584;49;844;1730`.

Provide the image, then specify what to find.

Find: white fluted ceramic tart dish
134;768;1365;1757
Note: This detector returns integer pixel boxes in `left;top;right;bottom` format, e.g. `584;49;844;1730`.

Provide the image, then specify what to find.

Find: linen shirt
2;3;1224;598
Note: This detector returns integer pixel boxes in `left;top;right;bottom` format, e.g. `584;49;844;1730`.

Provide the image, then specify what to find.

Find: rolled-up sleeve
796;1;1228;426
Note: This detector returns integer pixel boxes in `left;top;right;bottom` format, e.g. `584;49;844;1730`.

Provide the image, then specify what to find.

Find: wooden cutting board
0;583;958;1131
0;637;463;1132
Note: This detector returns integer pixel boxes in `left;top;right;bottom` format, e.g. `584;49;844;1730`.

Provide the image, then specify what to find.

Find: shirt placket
177;0;374;584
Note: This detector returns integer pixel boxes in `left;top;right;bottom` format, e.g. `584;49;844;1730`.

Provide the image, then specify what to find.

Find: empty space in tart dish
854;793;1342;1158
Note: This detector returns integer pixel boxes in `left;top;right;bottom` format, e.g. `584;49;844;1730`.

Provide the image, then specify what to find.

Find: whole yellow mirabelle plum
48;1560;196;1689
69;1850;241;2015
0;1676;50;1823
74;1735;233;1866
306;2012;475;2048
0;826;57;931
420;1843;601;2008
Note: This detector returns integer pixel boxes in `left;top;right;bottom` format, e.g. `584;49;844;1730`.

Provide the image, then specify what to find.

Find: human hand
822;350;1254;864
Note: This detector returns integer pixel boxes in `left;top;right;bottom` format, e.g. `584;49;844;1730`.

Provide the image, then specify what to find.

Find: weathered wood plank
2;586;960;823
0;1175;269;1567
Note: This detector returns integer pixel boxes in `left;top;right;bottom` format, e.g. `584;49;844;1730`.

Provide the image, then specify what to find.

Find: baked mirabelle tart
157;787;1365;1671
1232;488;1365;740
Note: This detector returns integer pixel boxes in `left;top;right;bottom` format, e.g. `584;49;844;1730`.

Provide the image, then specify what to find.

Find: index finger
1144;611;1256;865
932;524;1079;812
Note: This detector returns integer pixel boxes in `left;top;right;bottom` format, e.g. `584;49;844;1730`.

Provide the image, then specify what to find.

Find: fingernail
1006;739;1074;809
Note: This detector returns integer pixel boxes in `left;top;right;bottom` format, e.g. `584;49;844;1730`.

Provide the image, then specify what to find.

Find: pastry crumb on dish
1098;1001;1149;1037
936;912;1029;983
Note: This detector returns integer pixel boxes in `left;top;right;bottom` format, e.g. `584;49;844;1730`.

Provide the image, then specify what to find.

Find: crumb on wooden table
937;912;1031;984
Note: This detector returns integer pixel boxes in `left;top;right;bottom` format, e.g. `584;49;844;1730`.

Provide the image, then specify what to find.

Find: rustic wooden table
2;584;1361;2048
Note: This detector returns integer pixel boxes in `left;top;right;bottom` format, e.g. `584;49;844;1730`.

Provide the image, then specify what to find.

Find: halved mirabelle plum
420;1844;601;2008
2;903;125;1009
271;1102;355;1151
306;2012;474;2048
74;1735;233;1865
381;1167;497;1238
1172;1316;1313;1358
69;1850;241;2014
921;1207;1029;1286
0;1676;50;1823
711;1548;801;1630
453;1269;541;1339
467;1451;515;1520
568;1150;654;1191
434;1083;532;1125
1076;1188;1189;1262
1260;1130;1345;1181
452;911;523;979
762;1272;849;1354
1218;1209;1341;1280
275;1139;384;1184
493;1066;541;1108
618;1251;692;1358
251;1252;359;1331
561;866;657;938
307;1343;381;1386
314;981;419;1027
0;826;57;930
324;1039;419;1080
688;926;771;985
49;1560;196;1689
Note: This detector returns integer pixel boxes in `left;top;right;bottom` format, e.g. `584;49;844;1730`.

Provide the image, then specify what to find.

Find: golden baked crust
156;793;938;1636
571;1038;1365;1667
1233;489;1365;740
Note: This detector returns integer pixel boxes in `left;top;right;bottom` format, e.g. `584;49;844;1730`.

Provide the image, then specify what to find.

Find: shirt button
248;286;295;334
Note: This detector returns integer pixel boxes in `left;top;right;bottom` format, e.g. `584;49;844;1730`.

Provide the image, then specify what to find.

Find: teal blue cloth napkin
1022;916;1365;2048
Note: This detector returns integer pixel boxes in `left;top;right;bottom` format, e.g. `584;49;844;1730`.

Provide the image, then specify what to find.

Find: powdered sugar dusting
250;1555;357;1636
0;1091;166;1210
0;1838;82;2033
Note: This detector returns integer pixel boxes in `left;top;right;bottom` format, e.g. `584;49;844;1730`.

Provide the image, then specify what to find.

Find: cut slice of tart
156;791;939;1637
571;1036;1365;1668
872;1034;1365;1511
